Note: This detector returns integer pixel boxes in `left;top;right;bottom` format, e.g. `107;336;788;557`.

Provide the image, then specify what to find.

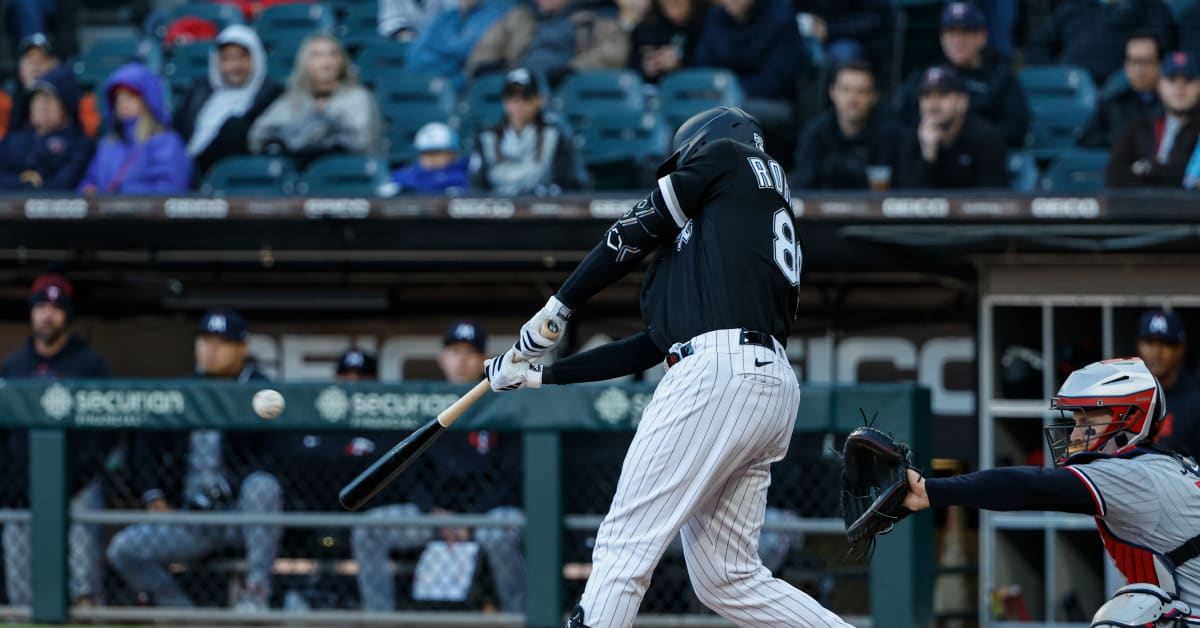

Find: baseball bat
338;320;559;511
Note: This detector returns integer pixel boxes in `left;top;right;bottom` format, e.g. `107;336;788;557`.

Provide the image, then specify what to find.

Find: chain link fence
0;425;870;621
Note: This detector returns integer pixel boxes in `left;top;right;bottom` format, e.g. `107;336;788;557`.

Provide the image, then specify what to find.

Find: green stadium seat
255;3;336;51
656;68;745;130
265;32;310;78
1039;149;1109;193
1007;151;1038;192
1027;104;1092;157
375;73;456;120
337;3;383;51
163;42;212;94
456;72;508;148
73;37;160;91
202;156;298;195
298;154;393;196
384;105;456;165
575;110;670;190
552;69;646;131
1019;65;1097;111
352;39;410;86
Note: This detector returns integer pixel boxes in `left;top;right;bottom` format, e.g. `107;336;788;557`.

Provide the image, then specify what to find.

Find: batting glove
516;296;571;361
485;348;543;392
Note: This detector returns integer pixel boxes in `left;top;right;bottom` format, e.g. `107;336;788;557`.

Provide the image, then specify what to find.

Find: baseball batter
485;107;850;627
904;358;1200;621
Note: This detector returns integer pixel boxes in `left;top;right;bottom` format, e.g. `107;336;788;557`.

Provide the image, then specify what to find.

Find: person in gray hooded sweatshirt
174;24;284;178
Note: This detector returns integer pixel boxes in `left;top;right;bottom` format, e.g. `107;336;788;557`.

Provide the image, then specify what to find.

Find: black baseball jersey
640;138;801;351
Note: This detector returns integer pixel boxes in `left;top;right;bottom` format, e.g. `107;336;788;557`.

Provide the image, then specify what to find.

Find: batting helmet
1091;583;1190;628
655;106;764;177
1044;357;1166;466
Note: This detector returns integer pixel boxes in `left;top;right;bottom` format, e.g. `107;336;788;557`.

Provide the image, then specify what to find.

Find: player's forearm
556;240;647;310
925;466;1096;515
542;331;664;385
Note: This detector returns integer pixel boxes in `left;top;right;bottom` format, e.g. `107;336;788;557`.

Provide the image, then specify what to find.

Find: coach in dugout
1137;309;1200;457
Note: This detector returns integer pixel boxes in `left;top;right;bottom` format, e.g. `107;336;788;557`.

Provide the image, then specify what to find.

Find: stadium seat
265;32;310;78
1039;149;1110;193
163;42;212;94
337;3;382;51
576;110;670;190
375;74;456;120
1019;65;1097;111
1007;151;1038;192
1026;104;1091;157
352;39;410;86
656;68;745;130
298;154;393;196
156;2;245;41
73;37;160;90
456;72;508;148
384;105;458;165
202;156;298;195
255;3;336;51
552;69;646;131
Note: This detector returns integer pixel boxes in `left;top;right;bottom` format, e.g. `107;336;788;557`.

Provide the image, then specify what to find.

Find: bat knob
546;320;561;334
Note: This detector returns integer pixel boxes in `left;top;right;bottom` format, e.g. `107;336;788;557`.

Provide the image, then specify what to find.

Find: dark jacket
793;0;894;68
629;4;706;82
469;116;589;195
1106;110;1200;187
791;109;903;190
1079;85;1162;149
1;334;111;379
1155;371;1200;458
894;113;1009;189
893;54;1031;148
409;430;522;513
693;0;808;100
1028;0;1177;85
0;66;94;191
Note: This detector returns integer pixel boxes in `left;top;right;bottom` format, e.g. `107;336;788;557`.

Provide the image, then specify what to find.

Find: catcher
844;357;1200;619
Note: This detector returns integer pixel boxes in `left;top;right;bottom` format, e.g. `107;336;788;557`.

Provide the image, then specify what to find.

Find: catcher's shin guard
566;605;591;628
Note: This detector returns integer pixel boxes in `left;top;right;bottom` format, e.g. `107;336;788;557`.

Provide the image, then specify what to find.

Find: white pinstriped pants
579;329;851;628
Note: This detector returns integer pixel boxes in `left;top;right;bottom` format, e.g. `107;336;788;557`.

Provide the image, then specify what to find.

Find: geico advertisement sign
250;334;975;418
40;383;186;426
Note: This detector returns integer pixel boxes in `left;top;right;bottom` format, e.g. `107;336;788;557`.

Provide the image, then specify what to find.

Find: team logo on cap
47;286;60;301
207;315;226;333
345;352;365;368
950;3;966;16
753;133;764;151
1150;315;1169;334
454;323;476;340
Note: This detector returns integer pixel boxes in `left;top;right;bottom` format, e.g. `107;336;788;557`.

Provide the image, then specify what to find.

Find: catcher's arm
916;466;1097;514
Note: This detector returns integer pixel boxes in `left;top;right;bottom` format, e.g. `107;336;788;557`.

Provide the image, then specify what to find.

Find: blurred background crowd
1;0;1200;197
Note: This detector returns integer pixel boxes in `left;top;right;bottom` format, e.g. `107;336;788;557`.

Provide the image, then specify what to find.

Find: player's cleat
565;605;591;628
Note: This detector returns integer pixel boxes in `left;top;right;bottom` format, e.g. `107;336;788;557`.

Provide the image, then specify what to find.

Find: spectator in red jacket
1107;50;1200;188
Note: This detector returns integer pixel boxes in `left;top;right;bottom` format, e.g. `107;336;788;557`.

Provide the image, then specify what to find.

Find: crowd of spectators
3;0;1200;194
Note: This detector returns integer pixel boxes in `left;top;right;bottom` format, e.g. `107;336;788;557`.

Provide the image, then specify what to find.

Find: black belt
666;329;778;368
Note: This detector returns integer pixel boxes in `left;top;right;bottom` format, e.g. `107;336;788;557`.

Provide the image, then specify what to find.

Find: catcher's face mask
1045;407;1124;465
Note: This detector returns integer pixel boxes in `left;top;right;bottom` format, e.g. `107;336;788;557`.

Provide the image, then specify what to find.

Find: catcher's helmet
655;106;764;177
1044;357;1165;466
1091;583;1190;628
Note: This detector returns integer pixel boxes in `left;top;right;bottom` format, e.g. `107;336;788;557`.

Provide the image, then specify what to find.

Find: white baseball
252;389;285;420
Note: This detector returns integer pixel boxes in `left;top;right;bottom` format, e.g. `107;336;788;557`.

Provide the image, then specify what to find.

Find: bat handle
437;379;491;428
511;320;561;364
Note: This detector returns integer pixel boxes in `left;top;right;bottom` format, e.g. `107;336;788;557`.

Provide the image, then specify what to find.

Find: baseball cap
336;349;379;377
502;68;540;99
941;2;986;30
18;32;55;57
29;272;74;318
919;65;968;95
1138;309;1186;344
443;321;487;353
1162;50;1200;80
413;122;460;153
197;308;249;342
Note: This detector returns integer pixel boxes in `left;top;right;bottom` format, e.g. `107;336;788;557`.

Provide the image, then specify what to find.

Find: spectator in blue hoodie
392;121;469;193
405;0;511;91
77;63;192;194
0;66;93;191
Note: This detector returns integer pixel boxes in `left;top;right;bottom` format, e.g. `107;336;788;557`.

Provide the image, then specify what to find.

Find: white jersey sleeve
1067;457;1162;528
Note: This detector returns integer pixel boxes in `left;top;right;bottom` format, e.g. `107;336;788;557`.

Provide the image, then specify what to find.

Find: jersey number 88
772;208;802;286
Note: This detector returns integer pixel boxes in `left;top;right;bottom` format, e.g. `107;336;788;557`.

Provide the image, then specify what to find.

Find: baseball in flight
252;389;285;419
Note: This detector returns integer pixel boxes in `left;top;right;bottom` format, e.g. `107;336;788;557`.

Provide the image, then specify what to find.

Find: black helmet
655;106;764;177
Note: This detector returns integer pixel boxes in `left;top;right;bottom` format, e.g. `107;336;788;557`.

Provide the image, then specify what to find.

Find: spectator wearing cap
1107;51;1200;188
7;33;101;138
392;121;469;194
1079;31;1164;149
248;34;383;171
77;63;192;195
403;0;511;91
174;25;284;179
107;307;282;611
469;68;588;195
354;320;525;613
1029;0;1176;86
891;2;1029;149
1136;309;1200;455
791;59;902;190
0;65;94;191
792;0;893;71
2;271;110;607
335;348;379;381
894;65;1008;189
5;0;54;57
464;0;629;85
628;0;706;84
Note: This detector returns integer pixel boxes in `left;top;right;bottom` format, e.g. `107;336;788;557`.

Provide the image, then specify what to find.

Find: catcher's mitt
840;426;916;551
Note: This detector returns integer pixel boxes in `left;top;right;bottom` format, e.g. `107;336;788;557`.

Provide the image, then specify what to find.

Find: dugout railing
0;380;931;628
